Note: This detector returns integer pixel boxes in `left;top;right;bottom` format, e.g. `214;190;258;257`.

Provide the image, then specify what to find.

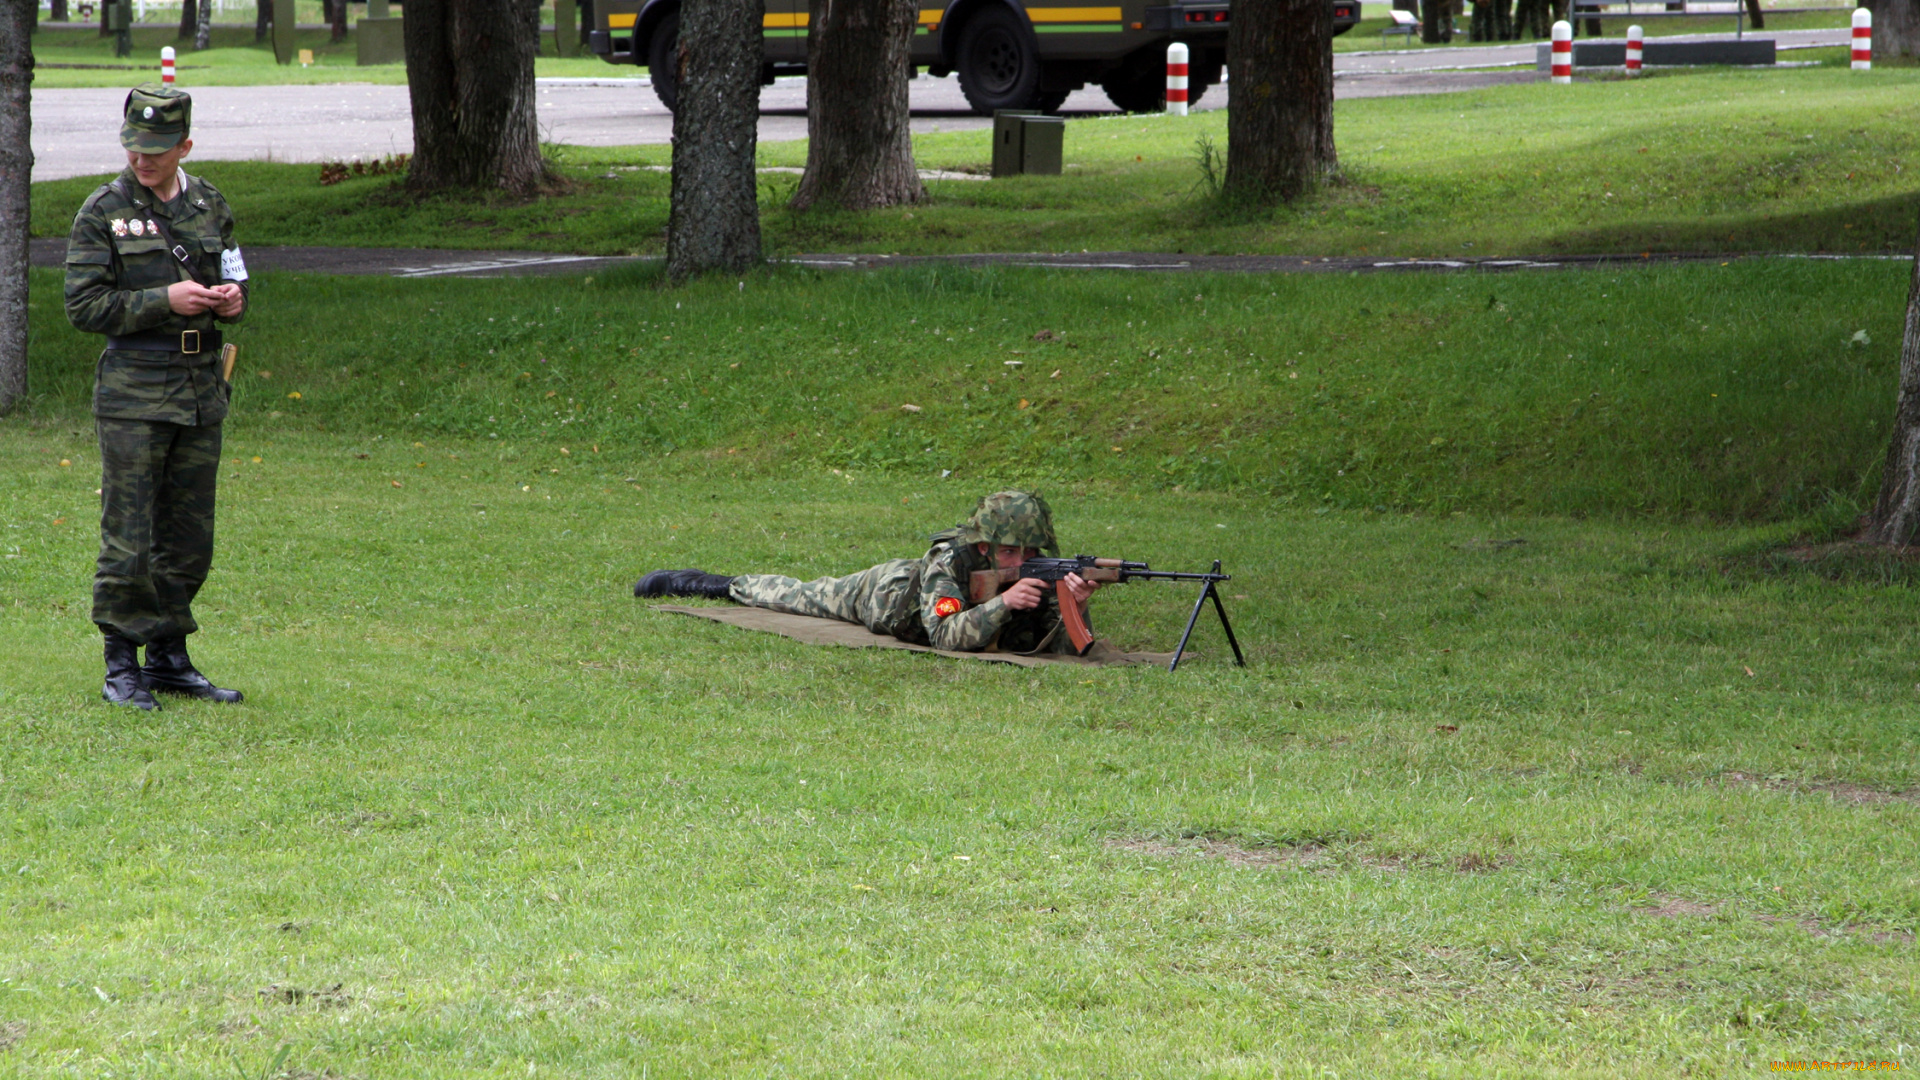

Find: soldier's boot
103;632;161;711
141;636;245;703
634;568;736;599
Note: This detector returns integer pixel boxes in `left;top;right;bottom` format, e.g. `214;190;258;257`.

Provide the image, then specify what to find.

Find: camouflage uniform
66;86;248;645
728;491;1077;654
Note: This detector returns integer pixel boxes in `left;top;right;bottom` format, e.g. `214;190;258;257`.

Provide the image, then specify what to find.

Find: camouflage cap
121;84;191;153
958;490;1058;554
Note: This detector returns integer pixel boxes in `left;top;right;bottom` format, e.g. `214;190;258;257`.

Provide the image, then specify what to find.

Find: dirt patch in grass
258;983;351;1008
1453;851;1514;873
0;1021;25;1052
1109;837;1327;869
1635;897;1721;918
1720;772;1918;805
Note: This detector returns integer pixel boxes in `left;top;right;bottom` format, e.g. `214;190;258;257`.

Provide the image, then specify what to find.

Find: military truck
587;0;1360;115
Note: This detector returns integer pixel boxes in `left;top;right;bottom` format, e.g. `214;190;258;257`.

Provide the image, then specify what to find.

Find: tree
0;0;32;415
329;0;347;44
177;0;195;39
256;0;270;42
1867;0;1920;57
1861;218;1920;546
402;0;552;195
50;0;66;22
1421;0;1452;42
196;0;211;49
1222;0;1335;207
665;0;763;281
788;0;924;211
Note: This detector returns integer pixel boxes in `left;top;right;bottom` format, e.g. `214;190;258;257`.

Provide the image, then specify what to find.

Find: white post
1550;20;1572;84
160;44;175;84
1624;25;1642;74
1852;7;1872;70
1166;42;1189;116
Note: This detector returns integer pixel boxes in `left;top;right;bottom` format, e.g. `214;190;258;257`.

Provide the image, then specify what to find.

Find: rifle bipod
1170;560;1246;672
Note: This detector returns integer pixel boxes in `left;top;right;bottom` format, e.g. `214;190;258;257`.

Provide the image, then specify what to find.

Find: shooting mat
651;605;1180;668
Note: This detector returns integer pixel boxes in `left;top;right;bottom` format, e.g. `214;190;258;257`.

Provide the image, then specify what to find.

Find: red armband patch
933;596;963;619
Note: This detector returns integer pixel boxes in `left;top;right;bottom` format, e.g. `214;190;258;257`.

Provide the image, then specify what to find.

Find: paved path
35;238;1898;278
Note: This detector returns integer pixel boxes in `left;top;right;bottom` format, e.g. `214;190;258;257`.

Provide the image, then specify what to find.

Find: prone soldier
66;85;249;709
633;490;1100;655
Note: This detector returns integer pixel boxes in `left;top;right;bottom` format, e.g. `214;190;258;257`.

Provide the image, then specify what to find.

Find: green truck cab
586;0;1359;115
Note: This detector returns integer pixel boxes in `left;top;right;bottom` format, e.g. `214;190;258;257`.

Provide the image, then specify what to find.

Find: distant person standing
65;85;248;709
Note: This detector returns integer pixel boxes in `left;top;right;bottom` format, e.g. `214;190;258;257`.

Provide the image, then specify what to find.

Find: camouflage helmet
958;490;1058;554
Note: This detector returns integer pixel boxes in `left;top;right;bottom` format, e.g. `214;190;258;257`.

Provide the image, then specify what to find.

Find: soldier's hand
208;283;245;318
167;280;224;315
1062;572;1100;606
1002;577;1046;610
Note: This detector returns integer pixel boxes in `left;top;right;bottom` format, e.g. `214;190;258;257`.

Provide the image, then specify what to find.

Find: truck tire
647;10;679;112
956;5;1042;114
1101;60;1162;113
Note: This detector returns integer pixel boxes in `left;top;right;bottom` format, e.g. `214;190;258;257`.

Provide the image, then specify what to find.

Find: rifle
967;555;1246;671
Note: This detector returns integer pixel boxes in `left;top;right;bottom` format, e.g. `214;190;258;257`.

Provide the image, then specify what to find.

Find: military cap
121;84;192;153
959;490;1058;554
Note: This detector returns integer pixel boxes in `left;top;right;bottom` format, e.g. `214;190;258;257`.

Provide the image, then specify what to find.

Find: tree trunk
1222;0;1334;207
100;0;110;36
402;0;553;195
257;0;270;41
665;0;763;281
789;0;923;211
1872;0;1920;57
50;0;66;23
1421;0;1451;42
1863;218;1920;546
196;0;211;49
0;0;32;415
330;0;347;44
1742;0;1764;31
178;0;196;39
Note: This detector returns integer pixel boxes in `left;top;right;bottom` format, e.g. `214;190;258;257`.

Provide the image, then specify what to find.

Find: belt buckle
180;329;201;355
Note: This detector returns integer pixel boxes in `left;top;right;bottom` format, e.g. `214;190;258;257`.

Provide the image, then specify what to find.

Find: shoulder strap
141;203;210;287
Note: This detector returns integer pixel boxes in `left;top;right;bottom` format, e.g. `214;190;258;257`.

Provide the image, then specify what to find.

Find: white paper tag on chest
220;246;249;282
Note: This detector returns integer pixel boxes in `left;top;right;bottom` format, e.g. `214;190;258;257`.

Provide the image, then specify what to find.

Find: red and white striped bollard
1550;21;1572;84
1166;42;1189;116
1624;25;1642;74
161;45;176;85
1852;7;1871;70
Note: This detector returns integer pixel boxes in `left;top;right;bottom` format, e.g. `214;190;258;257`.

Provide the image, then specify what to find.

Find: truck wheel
1101;60;1162;113
956;5;1042;114
647;11;679;112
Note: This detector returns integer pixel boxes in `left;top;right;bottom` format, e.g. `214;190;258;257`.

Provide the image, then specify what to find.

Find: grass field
3;258;1917;1076
33;65;1920;258
27;23;621;88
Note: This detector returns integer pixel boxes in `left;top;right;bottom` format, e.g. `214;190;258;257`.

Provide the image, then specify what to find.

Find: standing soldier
66;85;248;710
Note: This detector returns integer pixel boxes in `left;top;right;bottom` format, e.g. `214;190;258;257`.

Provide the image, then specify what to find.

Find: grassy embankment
3;260;1917;1076
27;21;621;89
33;65;1920;257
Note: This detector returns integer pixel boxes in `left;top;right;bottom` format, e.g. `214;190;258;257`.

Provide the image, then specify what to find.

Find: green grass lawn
28;23;622;88
3;259;1916;1076
33;65;1919;258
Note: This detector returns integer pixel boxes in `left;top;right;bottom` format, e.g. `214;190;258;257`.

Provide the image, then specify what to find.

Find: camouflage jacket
917;532;1071;654
65;167;248;424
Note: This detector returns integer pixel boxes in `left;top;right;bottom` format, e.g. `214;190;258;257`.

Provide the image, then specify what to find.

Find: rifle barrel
1126;569;1230;583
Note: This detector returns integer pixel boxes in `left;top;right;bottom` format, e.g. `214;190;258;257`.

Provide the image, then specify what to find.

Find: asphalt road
28;27;1846;183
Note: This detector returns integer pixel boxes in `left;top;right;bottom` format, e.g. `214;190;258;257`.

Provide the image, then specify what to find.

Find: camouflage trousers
729;559;928;643
94;418;222;644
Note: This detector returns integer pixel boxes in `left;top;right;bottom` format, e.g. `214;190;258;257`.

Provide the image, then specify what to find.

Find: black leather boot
634;568;736;599
141;636;244;703
103;633;160;710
